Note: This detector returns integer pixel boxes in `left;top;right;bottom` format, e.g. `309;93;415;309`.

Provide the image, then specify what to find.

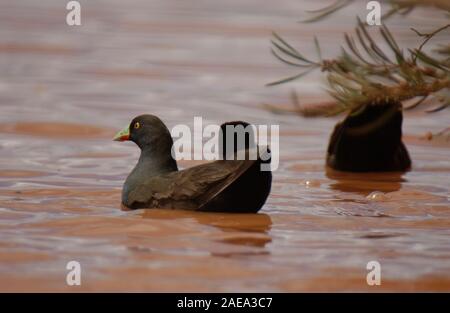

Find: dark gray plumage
115;115;272;213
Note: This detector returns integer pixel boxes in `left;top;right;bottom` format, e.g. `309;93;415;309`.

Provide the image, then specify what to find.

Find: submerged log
326;100;411;172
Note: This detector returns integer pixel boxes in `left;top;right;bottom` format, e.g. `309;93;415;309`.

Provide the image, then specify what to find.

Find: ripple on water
0;170;51;178
0;122;114;139
0;0;449;292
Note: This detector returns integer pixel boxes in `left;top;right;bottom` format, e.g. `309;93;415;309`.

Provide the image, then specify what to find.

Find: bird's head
113;114;173;152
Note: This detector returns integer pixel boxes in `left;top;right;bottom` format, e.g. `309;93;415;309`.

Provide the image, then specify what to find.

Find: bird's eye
134;122;140;129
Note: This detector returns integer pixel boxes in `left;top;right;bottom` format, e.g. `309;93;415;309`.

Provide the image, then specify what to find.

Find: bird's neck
135;147;178;176
123;148;177;199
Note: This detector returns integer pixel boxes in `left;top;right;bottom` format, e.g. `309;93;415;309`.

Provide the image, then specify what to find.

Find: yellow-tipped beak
113;125;130;141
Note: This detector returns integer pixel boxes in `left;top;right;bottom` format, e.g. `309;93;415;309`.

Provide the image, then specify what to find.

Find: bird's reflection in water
325;166;407;195
141;209;272;249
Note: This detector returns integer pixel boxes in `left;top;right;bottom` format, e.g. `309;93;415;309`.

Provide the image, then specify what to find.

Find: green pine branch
268;18;450;116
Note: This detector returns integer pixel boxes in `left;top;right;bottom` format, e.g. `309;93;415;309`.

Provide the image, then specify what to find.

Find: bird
113;114;272;213
326;100;411;172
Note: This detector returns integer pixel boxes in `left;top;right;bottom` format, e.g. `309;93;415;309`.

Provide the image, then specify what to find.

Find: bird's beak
113;125;130;141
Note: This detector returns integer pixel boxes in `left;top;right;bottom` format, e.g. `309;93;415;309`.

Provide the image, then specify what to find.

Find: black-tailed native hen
114;115;272;213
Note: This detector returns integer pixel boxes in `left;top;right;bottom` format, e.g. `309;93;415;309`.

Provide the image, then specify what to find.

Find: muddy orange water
0;1;449;292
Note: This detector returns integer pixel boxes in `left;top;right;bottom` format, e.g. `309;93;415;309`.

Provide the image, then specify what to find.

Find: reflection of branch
425;126;450;143
303;0;353;23
302;0;450;22
262;99;342;117
411;24;450;62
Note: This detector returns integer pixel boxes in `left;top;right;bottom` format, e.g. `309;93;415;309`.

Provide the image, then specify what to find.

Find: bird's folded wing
127;159;256;210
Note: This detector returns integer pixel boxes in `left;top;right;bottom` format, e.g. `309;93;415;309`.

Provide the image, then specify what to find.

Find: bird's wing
126;158;257;210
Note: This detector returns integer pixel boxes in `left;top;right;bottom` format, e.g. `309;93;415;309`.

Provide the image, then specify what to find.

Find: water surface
0;0;449;291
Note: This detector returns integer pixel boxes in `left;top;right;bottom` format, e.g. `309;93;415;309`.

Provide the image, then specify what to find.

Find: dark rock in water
326;101;411;172
114;115;272;213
